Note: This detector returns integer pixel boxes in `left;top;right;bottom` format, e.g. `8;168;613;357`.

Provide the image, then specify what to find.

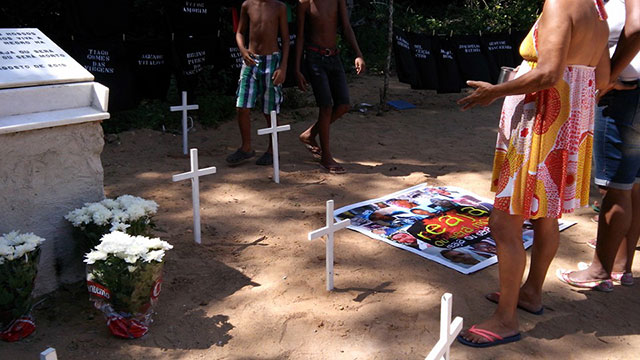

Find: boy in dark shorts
226;0;289;166
295;0;365;174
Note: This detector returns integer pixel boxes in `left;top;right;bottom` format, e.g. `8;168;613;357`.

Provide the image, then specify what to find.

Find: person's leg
299;54;332;155
517;217;558;310
569;188;632;281
237;108;253;152
461;209;524;343
615;183;640;274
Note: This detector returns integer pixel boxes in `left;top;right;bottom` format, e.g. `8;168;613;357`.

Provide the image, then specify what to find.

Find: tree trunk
380;0;394;114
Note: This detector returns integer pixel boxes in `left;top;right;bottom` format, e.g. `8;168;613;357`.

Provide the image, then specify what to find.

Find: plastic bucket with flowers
84;231;172;339
0;231;45;342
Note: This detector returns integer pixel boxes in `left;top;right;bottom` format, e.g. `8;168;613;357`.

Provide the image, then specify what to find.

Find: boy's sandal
457;325;522;348
226;149;255;165
556;269;614;292
320;163;346;174
256;152;273;166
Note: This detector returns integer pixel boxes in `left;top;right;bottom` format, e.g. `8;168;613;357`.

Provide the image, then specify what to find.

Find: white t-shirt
606;0;640;81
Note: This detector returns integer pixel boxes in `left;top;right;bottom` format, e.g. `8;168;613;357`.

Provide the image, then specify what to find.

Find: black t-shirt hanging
409;32;439;90
393;28;418;86
173;34;209;92
452;35;492;86
70;38;137;111
127;38;172;100
481;33;516;83
433;36;462;94
66;0;130;40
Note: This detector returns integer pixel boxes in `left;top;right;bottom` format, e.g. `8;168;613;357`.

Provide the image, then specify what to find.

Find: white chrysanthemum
143;249;165;262
86;273;95;281
123;255;139;264
0;243;13;257
127;266;137;273
111;209;130;223
3;231;20;245
100;198;119;209
109;222;130;233
84;250;109;264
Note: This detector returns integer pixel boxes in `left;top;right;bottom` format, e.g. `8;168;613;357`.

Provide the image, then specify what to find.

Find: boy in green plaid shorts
226;0;290;166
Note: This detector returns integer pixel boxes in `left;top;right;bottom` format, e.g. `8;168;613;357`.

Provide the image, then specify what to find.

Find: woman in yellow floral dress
457;0;610;347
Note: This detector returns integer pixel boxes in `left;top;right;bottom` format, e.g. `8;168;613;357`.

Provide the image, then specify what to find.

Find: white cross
425;293;463;360
172;148;217;244
170;91;199;155
308;200;350;291
40;348;58;360
257;111;290;183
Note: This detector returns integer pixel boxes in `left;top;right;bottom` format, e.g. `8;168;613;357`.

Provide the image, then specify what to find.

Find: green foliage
89;257;162;314
0;249;40;327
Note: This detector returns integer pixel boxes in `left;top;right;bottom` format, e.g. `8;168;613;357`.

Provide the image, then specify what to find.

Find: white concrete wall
0;122;105;295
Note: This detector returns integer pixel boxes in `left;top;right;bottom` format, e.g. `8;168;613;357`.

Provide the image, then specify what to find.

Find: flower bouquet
0;231;45;342
65;195;159;251
85;231;172;339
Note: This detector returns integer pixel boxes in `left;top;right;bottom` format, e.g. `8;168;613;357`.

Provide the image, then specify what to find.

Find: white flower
123;255;139;264
143;250;165;262
84;250;108;264
109;222;130;233
127;266;137;273
0;231;45;262
100;198;119;209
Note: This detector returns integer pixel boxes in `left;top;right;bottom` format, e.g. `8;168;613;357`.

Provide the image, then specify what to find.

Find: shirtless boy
295;0;365;174
226;0;289;166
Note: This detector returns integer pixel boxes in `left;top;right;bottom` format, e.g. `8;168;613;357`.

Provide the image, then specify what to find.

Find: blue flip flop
457;325;522;348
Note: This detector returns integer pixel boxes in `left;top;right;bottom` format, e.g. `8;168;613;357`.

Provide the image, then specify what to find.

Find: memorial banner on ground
334;184;575;274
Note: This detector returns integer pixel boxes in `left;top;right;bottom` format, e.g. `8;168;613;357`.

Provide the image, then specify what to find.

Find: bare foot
460;316;519;345
485;289;542;314
299;131;321;158
562;267;609;282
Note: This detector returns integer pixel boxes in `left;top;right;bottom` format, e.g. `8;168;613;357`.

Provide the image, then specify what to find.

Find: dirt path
4;75;639;359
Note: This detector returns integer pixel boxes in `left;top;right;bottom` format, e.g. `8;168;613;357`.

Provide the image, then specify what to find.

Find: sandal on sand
556;269;613;292
612;272;634;286
226;149;255;165
320;163;346;174
485;292;544;315
577;262;633;286
303;144;322;159
255;152;273;166
457;325;521;348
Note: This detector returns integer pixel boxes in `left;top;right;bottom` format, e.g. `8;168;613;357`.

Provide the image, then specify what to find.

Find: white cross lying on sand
257;111;290;184
425;293;463;360
172;148;217;244
308;200;350;291
170;91;199;155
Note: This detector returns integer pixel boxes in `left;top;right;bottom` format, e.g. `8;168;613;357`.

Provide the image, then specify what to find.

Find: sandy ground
3;75;639;360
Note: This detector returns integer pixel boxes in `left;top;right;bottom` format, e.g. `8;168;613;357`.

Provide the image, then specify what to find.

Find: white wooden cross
257;111;290;183
425;293;463;360
172;148;217;244
308;200;350;290
40;348;58;360
170;91;199;155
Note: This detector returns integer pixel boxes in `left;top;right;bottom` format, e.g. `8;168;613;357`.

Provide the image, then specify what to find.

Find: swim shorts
236;52;283;114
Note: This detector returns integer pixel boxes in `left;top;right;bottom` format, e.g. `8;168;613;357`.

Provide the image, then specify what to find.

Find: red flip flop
457;325;521;348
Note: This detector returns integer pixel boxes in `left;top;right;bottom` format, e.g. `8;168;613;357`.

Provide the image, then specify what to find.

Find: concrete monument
0;28;110;294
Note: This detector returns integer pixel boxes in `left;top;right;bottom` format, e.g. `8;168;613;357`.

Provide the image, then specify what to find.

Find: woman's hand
457;81;500;111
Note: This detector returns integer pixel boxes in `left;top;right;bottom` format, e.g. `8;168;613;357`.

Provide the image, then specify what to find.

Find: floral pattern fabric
490;16;601;219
